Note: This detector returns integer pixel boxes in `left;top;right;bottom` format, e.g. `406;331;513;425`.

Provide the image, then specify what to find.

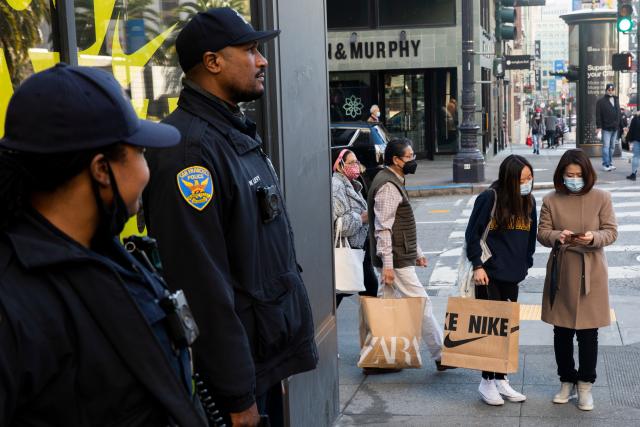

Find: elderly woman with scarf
537;149;617;412
332;149;377;307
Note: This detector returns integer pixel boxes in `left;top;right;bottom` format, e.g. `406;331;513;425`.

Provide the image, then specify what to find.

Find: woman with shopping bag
465;154;537;406
332;149;378;307
537;149;617;411
367;138;455;373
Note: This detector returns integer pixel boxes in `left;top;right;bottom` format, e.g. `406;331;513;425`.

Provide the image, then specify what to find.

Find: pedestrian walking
626;111;640;181
544;109;558;148
537;149;617;411
332;149;378;307
529;111;544;154
367;138;454;373
368;104;380;122
595;83;621;171
142;8;317;427
465;154;537;406
0;64;207;426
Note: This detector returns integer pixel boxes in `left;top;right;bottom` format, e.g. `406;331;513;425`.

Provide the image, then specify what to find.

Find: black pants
256;381;284;427
554;326;598;384
475;277;519;380
336;237;378;307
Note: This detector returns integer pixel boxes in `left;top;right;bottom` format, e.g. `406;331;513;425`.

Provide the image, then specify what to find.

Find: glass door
383;73;426;155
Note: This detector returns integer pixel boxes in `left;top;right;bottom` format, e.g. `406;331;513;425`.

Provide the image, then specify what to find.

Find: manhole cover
604;351;640;408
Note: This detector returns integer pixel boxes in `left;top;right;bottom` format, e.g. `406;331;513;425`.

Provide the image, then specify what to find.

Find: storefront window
73;0;251;121
378;0;455;27
1;0;58;136
327;0;369;29
329;72;372;122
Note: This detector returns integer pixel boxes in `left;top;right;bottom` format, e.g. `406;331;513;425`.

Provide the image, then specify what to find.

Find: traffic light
617;0;634;33
496;0;517;41
493;57;506;78
612;52;633;71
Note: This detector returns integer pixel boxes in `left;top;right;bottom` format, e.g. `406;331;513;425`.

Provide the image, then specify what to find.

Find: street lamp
453;0;485;183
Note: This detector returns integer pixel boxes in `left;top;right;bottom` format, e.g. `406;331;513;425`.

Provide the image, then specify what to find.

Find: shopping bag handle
334;217;351;249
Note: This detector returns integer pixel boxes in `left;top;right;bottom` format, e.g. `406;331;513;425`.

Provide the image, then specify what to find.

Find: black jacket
0;213;207;426
465;190;537;283
143;84;318;413
595;95;620;130
627;115;640;142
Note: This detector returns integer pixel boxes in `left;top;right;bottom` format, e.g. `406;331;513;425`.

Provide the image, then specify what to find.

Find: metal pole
453;0;485;183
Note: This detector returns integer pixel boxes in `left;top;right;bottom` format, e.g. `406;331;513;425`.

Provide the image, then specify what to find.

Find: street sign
534;40;541;59
505;55;534;69
554;59;565;72
548;79;557;93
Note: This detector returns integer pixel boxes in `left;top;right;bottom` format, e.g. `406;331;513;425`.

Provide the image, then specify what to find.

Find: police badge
177;166;214;211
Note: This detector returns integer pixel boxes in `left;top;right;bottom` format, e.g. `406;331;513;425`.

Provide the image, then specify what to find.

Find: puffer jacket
332;172;368;249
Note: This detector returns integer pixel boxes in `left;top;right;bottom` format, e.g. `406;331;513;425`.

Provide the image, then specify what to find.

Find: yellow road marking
519;304;616;322
429;209;450;213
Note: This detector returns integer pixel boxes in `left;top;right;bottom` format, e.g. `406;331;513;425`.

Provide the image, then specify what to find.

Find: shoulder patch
176;166;214;211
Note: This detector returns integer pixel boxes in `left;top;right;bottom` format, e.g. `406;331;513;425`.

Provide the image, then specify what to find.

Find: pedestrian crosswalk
423;185;640;296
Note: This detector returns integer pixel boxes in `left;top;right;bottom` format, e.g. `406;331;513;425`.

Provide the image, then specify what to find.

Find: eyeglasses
344;160;360;166
400;154;416;161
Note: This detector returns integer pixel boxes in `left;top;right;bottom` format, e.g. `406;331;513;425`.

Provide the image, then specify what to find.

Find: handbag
457;190;497;298
526;135;533;146
334;217;366;294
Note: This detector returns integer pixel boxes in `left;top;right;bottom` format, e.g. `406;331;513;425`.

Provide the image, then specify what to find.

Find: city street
335;143;640;426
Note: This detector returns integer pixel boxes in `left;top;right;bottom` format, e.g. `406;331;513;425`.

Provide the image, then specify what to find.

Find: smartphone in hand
570;233;585;238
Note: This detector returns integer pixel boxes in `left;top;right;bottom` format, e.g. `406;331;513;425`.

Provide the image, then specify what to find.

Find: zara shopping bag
358;296;426;369
334;217;365;293
456;189;497;298
441;297;520;373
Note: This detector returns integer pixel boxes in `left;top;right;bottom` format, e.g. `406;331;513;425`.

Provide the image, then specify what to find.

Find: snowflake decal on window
342;95;364;119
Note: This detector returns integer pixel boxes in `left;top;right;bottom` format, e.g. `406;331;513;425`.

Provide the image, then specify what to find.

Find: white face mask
520;180;533;196
375;111;380;118
564;176;584;193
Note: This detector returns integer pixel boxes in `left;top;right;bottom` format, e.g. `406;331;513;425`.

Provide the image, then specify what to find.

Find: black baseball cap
0;63;180;153
176;7;280;72
606;83;615;91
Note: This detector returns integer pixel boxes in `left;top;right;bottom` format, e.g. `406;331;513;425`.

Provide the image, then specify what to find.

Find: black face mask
402;159;418;175
91;163;131;244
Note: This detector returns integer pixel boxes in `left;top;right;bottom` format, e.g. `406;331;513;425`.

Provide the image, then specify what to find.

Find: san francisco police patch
177;166;214;211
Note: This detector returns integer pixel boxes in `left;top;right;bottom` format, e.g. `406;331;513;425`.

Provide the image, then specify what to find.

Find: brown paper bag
357;296;426;369
441;296;520;373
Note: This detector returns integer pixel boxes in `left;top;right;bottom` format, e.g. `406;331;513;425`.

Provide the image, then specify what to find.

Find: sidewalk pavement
405;133;635;197
335;294;640;426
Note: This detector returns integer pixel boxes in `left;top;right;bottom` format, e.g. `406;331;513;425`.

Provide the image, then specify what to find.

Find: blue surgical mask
564;176;584;193
520;180;533;196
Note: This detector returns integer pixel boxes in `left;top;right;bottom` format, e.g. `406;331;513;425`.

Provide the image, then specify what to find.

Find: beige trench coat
537;188;617;329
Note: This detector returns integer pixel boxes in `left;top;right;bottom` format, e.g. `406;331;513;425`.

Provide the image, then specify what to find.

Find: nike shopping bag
358;296;426;369
441;297;520;373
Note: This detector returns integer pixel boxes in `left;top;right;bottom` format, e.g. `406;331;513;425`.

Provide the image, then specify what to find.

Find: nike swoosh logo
443;333;488;348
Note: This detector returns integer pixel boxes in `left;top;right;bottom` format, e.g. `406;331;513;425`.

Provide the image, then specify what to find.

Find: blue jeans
632;140;640;174
601;129;617;167
532;133;540;152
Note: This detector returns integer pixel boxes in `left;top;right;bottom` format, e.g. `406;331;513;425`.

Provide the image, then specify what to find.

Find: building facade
326;0;507;159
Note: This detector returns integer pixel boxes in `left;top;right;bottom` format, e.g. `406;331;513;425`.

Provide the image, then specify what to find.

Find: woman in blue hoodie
465;154;537;406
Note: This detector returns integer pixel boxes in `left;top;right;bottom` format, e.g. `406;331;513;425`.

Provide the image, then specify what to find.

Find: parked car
330;122;390;185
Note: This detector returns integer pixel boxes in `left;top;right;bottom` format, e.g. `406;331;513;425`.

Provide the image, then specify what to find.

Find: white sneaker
610;165;617;170
603;165;612;171
478;378;505;406
495;378;526;402
577;381;594;411
552;382;576;404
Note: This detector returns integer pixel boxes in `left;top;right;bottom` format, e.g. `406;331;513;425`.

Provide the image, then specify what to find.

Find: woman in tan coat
537;149;617;412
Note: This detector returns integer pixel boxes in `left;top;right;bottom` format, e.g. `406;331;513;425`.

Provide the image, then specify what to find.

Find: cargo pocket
252;272;304;361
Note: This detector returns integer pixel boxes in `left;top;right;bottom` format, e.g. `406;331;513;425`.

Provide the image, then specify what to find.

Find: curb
406;182;557;197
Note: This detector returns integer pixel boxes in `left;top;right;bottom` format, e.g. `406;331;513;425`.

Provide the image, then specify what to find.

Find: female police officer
0;64;207;426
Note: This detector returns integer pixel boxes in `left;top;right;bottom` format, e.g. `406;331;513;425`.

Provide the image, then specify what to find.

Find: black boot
627;172;637;181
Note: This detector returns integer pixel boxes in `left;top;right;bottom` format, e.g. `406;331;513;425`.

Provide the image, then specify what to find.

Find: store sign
328;40;421;61
504;55;534;70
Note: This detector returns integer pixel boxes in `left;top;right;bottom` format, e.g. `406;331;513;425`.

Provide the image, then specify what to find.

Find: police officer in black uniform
0;64;207;426
143;8;318;427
